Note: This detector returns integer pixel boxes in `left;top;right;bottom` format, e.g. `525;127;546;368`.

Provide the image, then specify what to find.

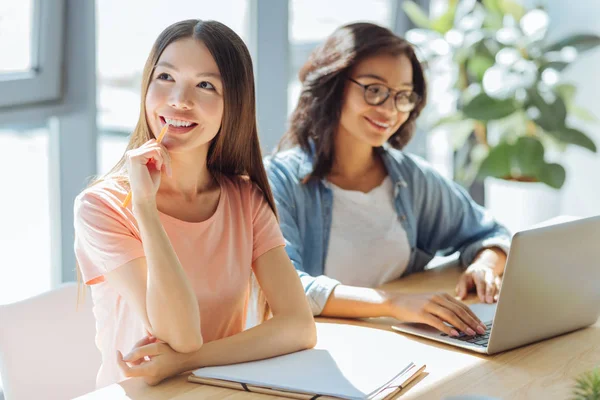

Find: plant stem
474;121;488;146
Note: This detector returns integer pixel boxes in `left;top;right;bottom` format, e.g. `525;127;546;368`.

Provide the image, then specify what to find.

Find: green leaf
544;34;600;53
431;4;456;34
554;83;577;107
482;0;502;14
570;105;599;123
540;61;570;72
478;142;512;179
548;127;597;152
433;113;464;126
538;163;566;189
402;1;432;29
467;54;495;82
498;0;526;21
572;368;600;400
513;136;545;177
463;93;519;121
483;11;504;30
528;89;567;131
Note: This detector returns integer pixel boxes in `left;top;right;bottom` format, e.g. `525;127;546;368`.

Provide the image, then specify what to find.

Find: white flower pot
484;177;562;235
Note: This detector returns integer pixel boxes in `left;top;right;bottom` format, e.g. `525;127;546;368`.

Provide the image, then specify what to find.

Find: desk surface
77;266;599;400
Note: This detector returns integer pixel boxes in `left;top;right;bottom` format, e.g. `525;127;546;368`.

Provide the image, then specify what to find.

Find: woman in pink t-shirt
74;19;316;388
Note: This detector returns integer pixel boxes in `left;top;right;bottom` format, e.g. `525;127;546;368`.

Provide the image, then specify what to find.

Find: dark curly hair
278;22;427;181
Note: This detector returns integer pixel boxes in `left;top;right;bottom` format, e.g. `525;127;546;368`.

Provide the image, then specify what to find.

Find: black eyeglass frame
348;78;421;113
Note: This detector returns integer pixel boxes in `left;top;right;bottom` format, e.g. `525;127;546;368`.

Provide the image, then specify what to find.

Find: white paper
192;323;419;400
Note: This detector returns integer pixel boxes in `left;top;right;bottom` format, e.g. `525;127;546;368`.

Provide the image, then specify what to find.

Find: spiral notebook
189;323;425;400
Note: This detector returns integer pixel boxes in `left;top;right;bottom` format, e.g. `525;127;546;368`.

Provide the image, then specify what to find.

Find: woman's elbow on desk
302;318;318;350
171;335;204;354
154;329;204;354
286;312;318;350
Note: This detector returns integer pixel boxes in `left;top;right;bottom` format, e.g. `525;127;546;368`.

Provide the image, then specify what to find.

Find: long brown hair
98;19;276;215
82;20;274;321
278;22;427;181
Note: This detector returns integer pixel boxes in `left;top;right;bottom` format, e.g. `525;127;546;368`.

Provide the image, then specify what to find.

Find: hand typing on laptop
456;248;507;304
387;292;487;337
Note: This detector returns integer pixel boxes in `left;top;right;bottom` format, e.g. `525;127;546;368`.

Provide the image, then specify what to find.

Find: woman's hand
126;139;172;205
117;336;196;386
456;262;502;304
388;292;487;337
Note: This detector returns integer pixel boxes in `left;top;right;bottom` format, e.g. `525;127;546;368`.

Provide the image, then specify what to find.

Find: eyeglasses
348;78;420;113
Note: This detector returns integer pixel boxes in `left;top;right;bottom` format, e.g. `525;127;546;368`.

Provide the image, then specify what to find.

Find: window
0;0;64;108
0;1;33;74
288;0;395;114
99;133;129;176
96;0;250;174
96;0;249;133
0;125;51;305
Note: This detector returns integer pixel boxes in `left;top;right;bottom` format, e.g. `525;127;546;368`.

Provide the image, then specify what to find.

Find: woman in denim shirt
265;22;511;338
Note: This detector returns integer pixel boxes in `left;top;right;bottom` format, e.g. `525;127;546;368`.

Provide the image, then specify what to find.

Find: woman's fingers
126;139;172;180
126;336;156;365
117;351;154;378
456;268;503;304
493;276;502;302
426;294;485;335
485;280;496;304
439;294;486;334
426;302;477;336
144;143;172;177
133;336;154;348
421;313;459;337
472;271;487;303
129;147;163;166
483;270;500;303
444;293;481;323
455;274;472;300
123;343;163;363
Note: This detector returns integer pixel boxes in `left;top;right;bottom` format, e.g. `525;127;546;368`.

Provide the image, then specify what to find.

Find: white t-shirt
324;177;411;288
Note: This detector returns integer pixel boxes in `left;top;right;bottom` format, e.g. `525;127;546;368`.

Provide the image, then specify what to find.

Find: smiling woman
74;20;316;389
146;44;223;147
266;22;510;339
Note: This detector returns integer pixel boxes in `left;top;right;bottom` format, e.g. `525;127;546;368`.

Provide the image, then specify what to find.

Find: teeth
369;118;389;128
164;117;193;127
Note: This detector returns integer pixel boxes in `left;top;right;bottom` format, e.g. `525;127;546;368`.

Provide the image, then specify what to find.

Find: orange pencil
121;124;169;208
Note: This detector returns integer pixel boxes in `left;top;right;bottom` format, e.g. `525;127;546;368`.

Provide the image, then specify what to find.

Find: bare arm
184;246;316;368
104;203;202;353
320;284;486;337
320;285;392;319
105;140;202;353
140;202;202;351
120;245;316;381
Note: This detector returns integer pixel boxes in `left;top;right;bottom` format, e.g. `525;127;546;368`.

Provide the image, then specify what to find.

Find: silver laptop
392;215;600;354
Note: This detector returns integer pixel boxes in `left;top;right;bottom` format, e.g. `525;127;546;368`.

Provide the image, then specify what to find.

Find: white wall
547;1;600;217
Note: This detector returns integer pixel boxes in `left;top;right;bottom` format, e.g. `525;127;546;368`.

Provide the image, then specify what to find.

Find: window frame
0;0;65;108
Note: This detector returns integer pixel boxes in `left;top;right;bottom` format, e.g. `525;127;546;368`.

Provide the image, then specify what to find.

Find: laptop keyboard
440;321;493;347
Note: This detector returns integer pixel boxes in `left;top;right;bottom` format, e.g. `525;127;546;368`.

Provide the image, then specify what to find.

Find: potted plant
573;367;600;400
402;0;599;233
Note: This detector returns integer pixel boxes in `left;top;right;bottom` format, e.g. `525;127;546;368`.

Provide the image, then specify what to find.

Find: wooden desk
76;265;599;400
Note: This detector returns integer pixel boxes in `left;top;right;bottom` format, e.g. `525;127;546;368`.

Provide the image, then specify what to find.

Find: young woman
265;23;511;339
74;20;315;388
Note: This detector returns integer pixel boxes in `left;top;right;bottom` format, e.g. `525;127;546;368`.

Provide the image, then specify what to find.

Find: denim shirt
264;145;511;316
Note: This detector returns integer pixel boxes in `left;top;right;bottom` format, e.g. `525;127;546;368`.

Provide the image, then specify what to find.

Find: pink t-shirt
74;175;284;388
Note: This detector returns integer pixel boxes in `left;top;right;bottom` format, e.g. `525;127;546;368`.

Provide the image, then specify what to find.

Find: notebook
189;323;425;400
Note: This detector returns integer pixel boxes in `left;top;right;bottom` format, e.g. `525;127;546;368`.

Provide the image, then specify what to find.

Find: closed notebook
189;323;425;400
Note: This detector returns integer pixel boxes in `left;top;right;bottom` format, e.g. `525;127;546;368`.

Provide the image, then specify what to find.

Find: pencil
121;124;169;208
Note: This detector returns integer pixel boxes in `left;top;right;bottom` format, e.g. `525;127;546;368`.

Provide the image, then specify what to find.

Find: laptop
392;215;600;354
